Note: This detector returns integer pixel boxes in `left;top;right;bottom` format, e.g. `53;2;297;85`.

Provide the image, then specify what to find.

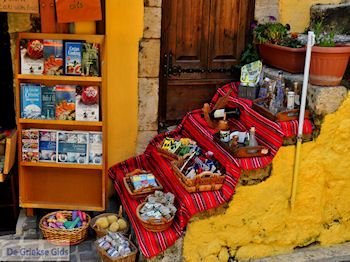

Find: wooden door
160;0;255;121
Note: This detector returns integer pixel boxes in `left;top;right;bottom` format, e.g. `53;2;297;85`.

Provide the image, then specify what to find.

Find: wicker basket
91;206;129;238
136;202;174;232
156;146;181;161
39;210;90;245
95;236;137;262
123;169;163;200
171;159;226;193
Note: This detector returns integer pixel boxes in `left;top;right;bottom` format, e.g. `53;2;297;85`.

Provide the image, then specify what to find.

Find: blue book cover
41;86;56;120
88;132;102;165
39;130;57;162
63;40;85;76
57;131;88;164
20;83;41;119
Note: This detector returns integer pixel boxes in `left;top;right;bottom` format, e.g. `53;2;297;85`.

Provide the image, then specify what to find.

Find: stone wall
254;0;280;23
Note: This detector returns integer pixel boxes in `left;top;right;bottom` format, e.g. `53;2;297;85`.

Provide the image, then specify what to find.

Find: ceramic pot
309;45;350;86
258;43;306;73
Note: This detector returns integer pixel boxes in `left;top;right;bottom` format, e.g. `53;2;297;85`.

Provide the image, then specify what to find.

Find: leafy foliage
235;43;260;69
314;20;335;47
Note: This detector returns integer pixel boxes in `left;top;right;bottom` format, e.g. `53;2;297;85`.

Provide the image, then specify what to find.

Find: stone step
310;2;350;34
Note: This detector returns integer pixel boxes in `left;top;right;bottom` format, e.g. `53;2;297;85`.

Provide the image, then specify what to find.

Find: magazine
20;39;44;75
22;129;39;162
20;83;41;119
43;39;63;75
55;85;76;120
76;86;99;121
57;131;88;164
39;130;57;162
88;132;102;165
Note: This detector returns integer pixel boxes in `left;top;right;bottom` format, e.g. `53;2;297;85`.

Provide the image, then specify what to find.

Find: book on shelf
20;83;42;119
20;39;44;75
76;86;99;122
63;40;85;76
41;86;56;120
39;130;57;162
88;132;102;165
55;85;76;120
82;43;100;77
43;40;63;75
22;129;39;162
57;131;88;164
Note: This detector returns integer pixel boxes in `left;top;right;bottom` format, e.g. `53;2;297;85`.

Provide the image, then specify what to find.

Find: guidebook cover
22;129;39;162
41;86;56;120
39;130;57;162
82;43;100;77
63;40;85;76
20;39;44;75
76;86;99;122
20;83;41;119
55;85;76;120
43;39;63;75
88;132;102;165
57;131;88;164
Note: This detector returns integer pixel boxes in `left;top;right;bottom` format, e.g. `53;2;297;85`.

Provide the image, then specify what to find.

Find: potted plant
309;21;350;86
253;16;306;73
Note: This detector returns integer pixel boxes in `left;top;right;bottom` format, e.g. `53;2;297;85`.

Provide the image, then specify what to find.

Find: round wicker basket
136;202;174;232
39;210;90;245
90;206;129;238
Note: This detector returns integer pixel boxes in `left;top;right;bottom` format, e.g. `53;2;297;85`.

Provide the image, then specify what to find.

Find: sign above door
0;0;39;13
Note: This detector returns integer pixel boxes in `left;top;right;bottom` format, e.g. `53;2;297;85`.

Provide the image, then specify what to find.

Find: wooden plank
39;0;56;33
21;162;103;169
27;208;34;216
18;74;102;83
17;33;104;44
19;119;102;126
3;129;17;175
21;201;104;211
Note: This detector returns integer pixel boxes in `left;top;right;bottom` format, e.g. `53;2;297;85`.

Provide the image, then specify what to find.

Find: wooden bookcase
15;33;107;213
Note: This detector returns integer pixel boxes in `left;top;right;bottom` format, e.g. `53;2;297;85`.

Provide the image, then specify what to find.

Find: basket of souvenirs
123;169;163;200
95;232;138;262
136;191;176;232
91;206;129;238
39;210;90;245
171;148;226;193
156;137;197;161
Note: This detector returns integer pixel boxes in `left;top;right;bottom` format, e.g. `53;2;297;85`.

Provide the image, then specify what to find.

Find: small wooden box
213;132;269;158
252;97;311;122
0;129;17;182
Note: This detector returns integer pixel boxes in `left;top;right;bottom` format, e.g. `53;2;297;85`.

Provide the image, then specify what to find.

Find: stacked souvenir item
157;137;197;161
136;191;176;232
95;232;137;262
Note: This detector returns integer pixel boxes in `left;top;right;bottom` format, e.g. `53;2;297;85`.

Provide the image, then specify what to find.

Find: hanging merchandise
55;0;102;23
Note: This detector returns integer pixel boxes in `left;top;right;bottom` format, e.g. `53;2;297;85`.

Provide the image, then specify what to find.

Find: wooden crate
0;129;18;182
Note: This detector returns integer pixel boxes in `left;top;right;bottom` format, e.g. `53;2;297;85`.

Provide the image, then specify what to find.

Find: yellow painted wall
279;0;341;32
183;92;350;261
105;0;143;166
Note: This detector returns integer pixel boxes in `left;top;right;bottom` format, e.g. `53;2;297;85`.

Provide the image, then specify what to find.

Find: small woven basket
91;206;129;238
95;236;137;262
136;202;174;232
39;210;90;245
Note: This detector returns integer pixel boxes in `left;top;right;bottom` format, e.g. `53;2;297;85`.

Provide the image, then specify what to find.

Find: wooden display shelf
20;162;103;170
17;74;102;85
0;129;17;182
20;201;104;211
19;119;103;131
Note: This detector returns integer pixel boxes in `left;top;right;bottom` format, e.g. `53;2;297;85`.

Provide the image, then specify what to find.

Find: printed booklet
39;130;57;162
20;83;42;119
57;131;88;164
88;132;102;165
22;129;39;162
20;39;44;75
76;86;99;121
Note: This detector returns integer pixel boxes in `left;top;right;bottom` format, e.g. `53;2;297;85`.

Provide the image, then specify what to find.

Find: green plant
235;43;260;69
314;20;335;47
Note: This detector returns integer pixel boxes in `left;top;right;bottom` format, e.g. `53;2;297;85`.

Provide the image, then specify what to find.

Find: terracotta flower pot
258;43;306;73
309;45;350;86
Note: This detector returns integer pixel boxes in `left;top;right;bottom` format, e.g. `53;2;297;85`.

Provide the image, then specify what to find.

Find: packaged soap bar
76;86;99;121
63;40;85;76
41;86;56;120
43;39;63;75
39;130;57;162
131;174;157;190
22;129;39;162
88;132;102;165
20;83;42;119
57;131;88;164
20;39;44;75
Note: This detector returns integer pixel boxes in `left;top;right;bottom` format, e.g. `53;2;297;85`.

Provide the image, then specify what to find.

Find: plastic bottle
247;126;258;153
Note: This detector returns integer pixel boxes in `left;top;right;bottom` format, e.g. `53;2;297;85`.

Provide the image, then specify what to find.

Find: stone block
7;13;32;33
310;3;350;34
307;85;347;116
138;78;159;131
138;39;160;78
263;65;304;90
254;0;279;23
144;0;162;7
142;236;184;262
136;130;158;155
144;7;162;39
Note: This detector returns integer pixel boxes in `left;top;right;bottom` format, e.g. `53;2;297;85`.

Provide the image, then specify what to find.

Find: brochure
82;43;100;77
20;39;44;75
20;83;42;119
43;39;63;75
63;40;84;76
39;130;57;162
57;131;88;164
55;85;76;120
41;86;56;120
88;132;102;165
76;86;99;121
22;129;39;162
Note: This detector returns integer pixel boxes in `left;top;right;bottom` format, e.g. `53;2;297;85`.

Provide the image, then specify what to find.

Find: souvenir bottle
209;107;240;120
247;126;258;153
293;82;300;106
276;71;285;109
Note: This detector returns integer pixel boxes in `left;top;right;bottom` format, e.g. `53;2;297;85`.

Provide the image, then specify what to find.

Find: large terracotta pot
258;43;306;73
309;45;350;86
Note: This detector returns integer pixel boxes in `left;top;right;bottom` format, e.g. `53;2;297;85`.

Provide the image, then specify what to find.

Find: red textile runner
211;83;313;137
108;84;286;257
